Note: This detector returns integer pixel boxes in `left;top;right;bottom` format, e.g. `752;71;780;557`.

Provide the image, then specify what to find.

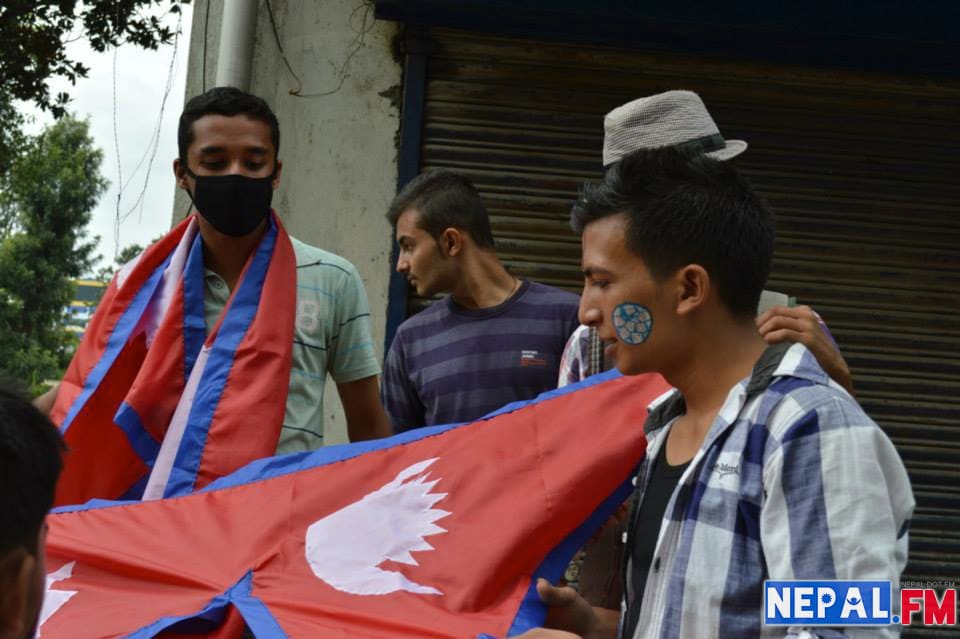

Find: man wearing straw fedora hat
563;90;857;613
559;90;853;396
519;91;912;639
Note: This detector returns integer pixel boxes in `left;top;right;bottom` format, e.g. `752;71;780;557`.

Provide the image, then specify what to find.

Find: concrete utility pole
215;0;259;90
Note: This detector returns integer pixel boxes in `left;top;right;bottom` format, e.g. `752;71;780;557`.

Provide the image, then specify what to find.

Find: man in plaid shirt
518;146;914;638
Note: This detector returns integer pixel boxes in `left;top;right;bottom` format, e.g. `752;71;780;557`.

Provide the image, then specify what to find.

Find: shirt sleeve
327;265;381;384
381;332;427;433
760;395;915;639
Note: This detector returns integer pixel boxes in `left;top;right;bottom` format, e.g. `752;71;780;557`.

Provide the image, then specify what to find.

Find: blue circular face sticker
613;302;653;345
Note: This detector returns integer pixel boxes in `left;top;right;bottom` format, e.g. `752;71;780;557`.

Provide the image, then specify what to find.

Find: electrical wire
202;0;211;92
264;0;375;98
112;45;123;258
108;5;184;259
120;13;179;194
264;0;303;94
119;11;182;225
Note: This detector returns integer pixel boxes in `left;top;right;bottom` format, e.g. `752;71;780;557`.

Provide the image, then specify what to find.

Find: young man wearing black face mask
170;87;390;452
39;88;389;504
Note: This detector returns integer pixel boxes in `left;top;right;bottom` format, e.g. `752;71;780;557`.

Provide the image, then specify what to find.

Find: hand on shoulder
756;305;854;395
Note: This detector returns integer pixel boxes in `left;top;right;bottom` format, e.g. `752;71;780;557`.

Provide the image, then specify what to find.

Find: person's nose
579;293;602;327
227;159;249;174
396;255;409;274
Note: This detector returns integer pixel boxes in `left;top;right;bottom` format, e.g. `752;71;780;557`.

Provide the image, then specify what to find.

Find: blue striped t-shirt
382;280;580;431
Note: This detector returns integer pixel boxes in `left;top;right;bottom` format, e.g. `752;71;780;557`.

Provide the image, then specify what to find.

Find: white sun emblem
304;458;450;596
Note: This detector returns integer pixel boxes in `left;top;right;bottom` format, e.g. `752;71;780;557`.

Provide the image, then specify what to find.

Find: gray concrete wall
178;0;402;444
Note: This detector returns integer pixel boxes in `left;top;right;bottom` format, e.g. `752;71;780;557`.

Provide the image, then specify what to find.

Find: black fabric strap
643;343;791;436
675;133;726;154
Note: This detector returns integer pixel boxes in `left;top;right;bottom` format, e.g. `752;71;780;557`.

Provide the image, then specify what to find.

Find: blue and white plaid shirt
622;343;915;639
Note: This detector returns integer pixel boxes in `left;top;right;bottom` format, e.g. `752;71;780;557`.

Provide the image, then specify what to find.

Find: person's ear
675;264;709;316
271;159;283;189
173;158;190;191
0;549;35;639
440;228;464;257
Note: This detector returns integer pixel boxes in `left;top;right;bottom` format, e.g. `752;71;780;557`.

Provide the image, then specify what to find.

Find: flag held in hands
42;371;671;638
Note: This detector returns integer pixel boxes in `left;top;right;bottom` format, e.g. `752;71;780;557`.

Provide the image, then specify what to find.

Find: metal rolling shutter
413;27;960;633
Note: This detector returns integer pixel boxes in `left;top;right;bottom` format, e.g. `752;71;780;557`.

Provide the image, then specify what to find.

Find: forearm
345;406;391;441
337;375;392;441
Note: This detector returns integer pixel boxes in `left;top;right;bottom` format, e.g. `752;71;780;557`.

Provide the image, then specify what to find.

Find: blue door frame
383;29;430;352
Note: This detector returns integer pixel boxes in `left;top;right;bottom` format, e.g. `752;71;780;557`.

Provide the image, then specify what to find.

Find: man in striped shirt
382;169;580;431
519;147;913;638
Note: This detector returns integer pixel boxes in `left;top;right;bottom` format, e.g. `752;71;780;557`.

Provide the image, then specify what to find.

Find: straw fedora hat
602;90;747;167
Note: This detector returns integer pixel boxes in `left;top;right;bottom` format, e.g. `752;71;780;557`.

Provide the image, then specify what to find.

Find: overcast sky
18;5;194;272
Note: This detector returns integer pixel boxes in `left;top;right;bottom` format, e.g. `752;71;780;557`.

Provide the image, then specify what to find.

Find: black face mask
183;167;275;237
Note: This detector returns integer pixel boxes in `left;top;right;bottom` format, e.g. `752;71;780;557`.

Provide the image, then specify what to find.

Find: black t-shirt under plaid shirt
623;438;690;639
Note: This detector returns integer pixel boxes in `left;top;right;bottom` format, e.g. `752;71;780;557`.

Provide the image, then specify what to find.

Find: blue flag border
54;367;643;638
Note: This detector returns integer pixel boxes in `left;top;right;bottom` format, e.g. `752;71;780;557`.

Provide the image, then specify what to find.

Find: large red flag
42;372;672;638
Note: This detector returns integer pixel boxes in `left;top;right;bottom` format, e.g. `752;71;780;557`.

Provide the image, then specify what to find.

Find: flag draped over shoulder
50;213;295;505
42;371;672;639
